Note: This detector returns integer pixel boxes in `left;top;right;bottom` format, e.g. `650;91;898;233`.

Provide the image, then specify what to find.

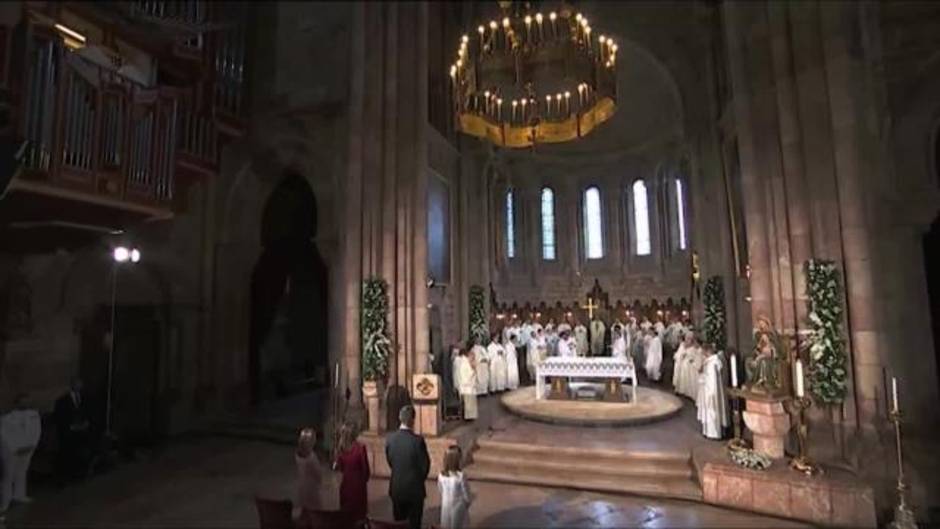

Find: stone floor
10;436;810;529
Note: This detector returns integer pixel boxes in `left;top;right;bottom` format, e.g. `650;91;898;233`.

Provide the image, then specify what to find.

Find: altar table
536;357;638;403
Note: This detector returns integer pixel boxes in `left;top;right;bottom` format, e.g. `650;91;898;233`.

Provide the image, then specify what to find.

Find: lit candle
599;35;606;61
497;98;503;121
478;25;485;50
535;13;543;41
795;358;805;398
524;15;532;43
731;353;738;388
578;83;585;107
511;100;518;123
502;17;510;49
892;376;899;413
545;94;552;117
564;91;571;116
520;98;527;122
549;12;557;38
489;20;498;51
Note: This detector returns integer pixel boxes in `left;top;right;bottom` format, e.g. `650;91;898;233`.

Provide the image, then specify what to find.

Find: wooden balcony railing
15;30;220;207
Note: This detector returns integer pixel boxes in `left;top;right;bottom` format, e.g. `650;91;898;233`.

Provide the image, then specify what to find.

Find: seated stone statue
745;317;785;395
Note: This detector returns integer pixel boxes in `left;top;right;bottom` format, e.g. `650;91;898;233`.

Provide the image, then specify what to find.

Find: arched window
583;186;604;259
632;180;651;256
675;178;687;250
541;187;556;260
506;189;516;259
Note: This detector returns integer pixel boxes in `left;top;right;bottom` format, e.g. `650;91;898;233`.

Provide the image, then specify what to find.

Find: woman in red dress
333;422;370;523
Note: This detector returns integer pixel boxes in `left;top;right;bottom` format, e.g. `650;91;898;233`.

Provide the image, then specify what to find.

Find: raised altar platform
501;385;683;426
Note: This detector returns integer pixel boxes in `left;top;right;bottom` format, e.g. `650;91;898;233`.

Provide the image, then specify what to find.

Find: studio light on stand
106;245;141;437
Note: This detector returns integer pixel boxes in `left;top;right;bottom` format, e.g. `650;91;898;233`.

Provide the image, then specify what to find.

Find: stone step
475;438;691;463
465;460;703;501
471;451;693;480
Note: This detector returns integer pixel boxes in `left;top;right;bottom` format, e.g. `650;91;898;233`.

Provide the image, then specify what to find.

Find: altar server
1;394;41;512
528;329;547;381
503;334;520;390
698;344;729;439
574;322;589;357
453;349;478;420
487;334;508;392
470;339;489;396
644;329;663;382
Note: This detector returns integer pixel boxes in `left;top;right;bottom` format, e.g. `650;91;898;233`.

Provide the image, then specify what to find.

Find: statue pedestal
362;380;383;434
742;394;790;459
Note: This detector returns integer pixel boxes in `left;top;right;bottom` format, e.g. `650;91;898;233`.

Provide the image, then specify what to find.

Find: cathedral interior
1;1;940;528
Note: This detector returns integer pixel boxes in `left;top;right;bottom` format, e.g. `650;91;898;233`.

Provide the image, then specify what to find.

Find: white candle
730;354;738;388
334;363;339;388
795;358;805;398
892;377;899;413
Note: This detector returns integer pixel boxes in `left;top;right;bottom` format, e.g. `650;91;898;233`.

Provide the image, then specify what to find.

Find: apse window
583;186;604;259
676;178;687;250
506;189;516;259
633;180;651;256
541;187;557;260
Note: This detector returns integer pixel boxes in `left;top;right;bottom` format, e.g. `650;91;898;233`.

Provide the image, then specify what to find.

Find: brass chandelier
450;2;618;148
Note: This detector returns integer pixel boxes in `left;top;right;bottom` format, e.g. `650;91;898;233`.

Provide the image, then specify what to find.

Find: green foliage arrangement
703;275;727;351
805;260;847;403
361;277;391;382
469;285;489;345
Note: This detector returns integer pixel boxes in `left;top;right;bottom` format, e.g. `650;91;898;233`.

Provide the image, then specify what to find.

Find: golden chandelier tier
450;3;618;148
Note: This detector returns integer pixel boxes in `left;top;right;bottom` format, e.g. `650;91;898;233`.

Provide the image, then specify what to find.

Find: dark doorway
80;304;163;446
925;215;940;402
249;173;329;405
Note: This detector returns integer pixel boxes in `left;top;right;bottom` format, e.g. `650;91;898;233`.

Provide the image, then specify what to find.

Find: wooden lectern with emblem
411;373;441;436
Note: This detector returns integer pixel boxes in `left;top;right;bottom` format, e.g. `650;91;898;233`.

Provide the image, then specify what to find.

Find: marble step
465;460;703;501
475;438;691;463
471;450;693;480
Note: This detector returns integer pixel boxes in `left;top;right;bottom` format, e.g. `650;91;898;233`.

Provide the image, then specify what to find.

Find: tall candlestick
795;358;805;398
731;353;738;388
892;376;899;413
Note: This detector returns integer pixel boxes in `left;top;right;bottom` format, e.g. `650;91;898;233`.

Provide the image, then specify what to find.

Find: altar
536;357;638;403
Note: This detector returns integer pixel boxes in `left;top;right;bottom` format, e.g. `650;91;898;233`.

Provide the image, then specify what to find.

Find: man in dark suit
384;405;430;529
53;377;93;480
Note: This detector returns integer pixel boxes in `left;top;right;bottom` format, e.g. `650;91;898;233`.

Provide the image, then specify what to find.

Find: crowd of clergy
449;314;730;441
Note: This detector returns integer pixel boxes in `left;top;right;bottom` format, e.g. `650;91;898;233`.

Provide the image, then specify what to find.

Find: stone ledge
697;445;876;528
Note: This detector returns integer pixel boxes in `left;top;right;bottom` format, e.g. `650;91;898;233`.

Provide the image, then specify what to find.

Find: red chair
254;497;294;529
298;509;356;529
366;519;409;529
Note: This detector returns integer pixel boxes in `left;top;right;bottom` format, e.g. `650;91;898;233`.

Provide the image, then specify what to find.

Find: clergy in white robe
528;331;547;381
556;332;576;357
503;337;520;390
487;338;508;392
573;324;589;356
1;395;41;511
611;332;628;360
654;320;666;337
453;351;478;420
672;334;695;395
589;319;606;357
471;342;489;395
640;318;653;332
644;331;663;381
698;348;729;439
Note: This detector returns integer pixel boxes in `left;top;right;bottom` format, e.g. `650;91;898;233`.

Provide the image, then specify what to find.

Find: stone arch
248;171;330;405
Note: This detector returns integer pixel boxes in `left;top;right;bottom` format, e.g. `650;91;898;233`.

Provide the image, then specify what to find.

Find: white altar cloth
536;357;638;403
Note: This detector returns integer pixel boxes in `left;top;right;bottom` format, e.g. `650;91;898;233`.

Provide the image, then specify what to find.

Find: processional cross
581;297;599;320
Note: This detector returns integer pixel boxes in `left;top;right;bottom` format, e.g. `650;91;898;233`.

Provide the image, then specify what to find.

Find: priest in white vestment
589;319;606;357
573;323;589;356
698;346;729;439
503;334;520;390
528;330;547;381
644;330;663;382
556;331;576;357
672;333;692;394
487;335;507;392
1;394;41;511
654;319;666;337
640;317;653;333
471;340;489;396
453;350;478;420
611;326;629;360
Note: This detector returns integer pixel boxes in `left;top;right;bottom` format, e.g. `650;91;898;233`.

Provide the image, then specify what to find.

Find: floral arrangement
728;446;772;470
703;276;727;351
805;259;847;403
361;277;391;382
469;285;489;345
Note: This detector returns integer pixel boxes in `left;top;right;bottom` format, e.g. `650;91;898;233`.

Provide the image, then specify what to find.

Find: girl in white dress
438;446;472;529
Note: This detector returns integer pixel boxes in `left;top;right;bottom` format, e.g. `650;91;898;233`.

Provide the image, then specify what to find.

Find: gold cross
581;297;599;320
